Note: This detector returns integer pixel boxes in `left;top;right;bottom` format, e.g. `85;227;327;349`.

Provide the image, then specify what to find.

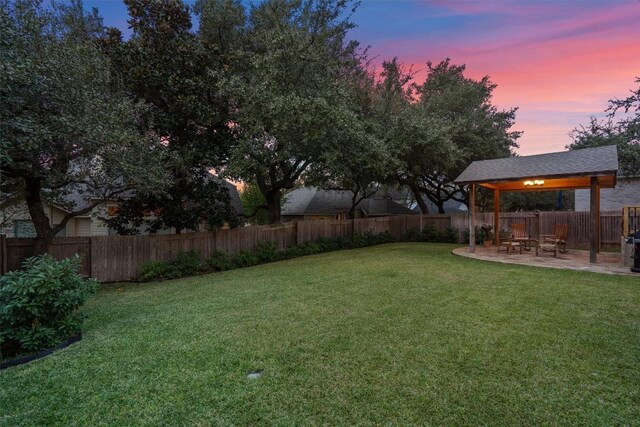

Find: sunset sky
87;0;640;156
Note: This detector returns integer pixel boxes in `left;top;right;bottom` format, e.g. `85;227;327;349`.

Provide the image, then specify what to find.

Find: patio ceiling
478;175;616;191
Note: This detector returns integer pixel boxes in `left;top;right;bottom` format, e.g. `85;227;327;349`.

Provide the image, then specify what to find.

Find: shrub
171;250;202;277
480;224;494;242
255;241;281;263
284;241;321;258
138;250;202;281
0;255;98;358
206;251;234;272
406;226;458;243
138;260;171;282
232;250;260;268
464;226;484;244
352;230;395;247
422;226;441;242
137;230;409;282
440;226;458;243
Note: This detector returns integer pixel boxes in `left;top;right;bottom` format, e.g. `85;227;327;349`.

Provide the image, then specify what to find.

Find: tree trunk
24;177;54;255
349;191;359;220
409;183;429;214
436;201;445;214
265;190;282;224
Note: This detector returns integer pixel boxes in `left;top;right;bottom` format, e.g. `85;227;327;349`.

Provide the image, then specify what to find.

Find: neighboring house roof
220;179;245;216
454;145;619;184
419;197;468;214
49;184;94;215
51;173;244;216
282;187;416;216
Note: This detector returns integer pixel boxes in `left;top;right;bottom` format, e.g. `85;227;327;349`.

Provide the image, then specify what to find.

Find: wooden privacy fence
0;211;625;282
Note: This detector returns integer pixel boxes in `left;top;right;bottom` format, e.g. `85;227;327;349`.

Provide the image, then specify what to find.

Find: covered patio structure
454;145;619;264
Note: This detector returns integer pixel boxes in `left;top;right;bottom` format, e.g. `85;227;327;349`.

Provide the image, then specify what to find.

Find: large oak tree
210;0;361;223
0;0;169;253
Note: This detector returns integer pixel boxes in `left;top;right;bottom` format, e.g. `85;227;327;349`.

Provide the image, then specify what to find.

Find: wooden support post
469;184;476;253
596;179;601;253
494;189;500;246
590;177;599;263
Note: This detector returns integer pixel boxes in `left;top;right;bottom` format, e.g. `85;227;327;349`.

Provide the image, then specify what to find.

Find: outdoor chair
541;224;568;252
511;223;531;251
498;230;522;254
538;224;568;257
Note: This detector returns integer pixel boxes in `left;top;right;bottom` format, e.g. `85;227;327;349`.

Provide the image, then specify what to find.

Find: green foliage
107;177;240;235
406;226;458;243
463;227;484;245
171;250;202;277
239;183;269;225
137;231;402;281
0;0;169;250
218;0;362;223
231;250;260;268
139;250;202;281
480;224;494;241
138;260;170;282
383;58;521;213
309;60;391;217
0;255;98;358
205;251;234;272
101;0;238;233
351;230;396;247
568;78;640;177
254;241;280;263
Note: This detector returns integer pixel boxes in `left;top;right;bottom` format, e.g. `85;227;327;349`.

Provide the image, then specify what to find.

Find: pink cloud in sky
357;0;640;155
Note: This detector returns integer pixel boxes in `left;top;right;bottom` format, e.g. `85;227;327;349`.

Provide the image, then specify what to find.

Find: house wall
2;201;100;237
0;203;31;237
75;218;92;236
575;178;640;211
3;200;205;237
90;204;112;236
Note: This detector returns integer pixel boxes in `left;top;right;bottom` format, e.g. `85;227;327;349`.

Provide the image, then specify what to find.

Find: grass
1;243;639;425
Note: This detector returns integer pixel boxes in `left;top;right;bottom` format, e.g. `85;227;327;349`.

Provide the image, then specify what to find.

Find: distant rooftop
282;187;416;217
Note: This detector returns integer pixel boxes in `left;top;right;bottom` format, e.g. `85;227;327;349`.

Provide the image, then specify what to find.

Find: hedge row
138;227;458;282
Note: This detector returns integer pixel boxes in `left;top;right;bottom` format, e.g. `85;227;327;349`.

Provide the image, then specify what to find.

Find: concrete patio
452;245;638;277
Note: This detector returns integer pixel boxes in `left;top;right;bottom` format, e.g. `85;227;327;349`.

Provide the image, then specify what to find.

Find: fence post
87;236;92;277
0;234;6;275
295;221;300;245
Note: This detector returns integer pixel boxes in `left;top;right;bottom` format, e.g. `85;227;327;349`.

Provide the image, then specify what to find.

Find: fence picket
0;211;624;282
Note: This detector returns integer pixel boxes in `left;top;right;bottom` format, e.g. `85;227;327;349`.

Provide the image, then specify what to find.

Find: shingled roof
282;187;416;217
454;145;618;185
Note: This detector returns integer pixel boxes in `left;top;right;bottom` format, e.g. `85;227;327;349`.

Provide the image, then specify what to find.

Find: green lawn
1;243;639;425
